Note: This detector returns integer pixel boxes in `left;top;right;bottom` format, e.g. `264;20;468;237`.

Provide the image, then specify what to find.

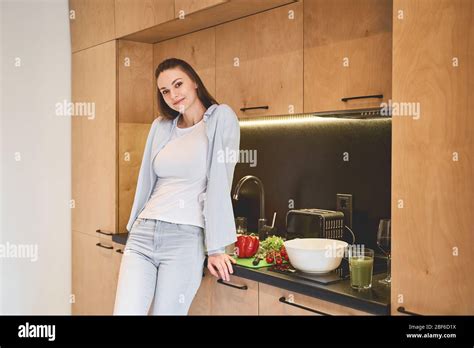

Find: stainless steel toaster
285;208;345;240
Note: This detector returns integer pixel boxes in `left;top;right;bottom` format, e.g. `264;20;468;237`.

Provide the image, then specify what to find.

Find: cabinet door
153;27;216;116
259;283;371;315
118;40;155;233
115;0;174;38
189;268;214;315
174;0;227;18
69;0;115;52
72;231;121;315
392;0;474;315
304;0;392;113
72;41;117;237
216;2;303;118
211;274;258;315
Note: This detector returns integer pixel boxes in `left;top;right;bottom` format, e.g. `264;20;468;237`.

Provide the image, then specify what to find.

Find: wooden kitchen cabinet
190;273;374;315
391;0;474;315
304;0;392;113
71;23;152;314
211;274;259;315
215;1;303;118
72;40;154;236
174;0;227;17
153;27;216;116
188;268;214;315
259;283;371;315
69;0;115;52
118;40;155;233
118;40;155;124
115;0;174;38
72;40;117;237
122;0;295;43
72;230;122;314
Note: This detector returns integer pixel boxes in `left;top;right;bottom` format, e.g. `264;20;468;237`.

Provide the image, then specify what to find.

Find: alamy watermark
217;148;257;167
18;322;55;341
380;99;421;120
324;243;366;258
55;99;95;120
0;242;38;262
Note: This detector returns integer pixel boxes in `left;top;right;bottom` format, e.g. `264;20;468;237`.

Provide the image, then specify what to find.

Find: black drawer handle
96;229;114;236
240;105;269;112
341;94;383;102
279;296;331;315
96;242;113;250
115;248;124;254
217;278;248;290
397;306;423;316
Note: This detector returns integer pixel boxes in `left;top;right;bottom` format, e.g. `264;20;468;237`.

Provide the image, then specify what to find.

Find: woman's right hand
207;253;237;281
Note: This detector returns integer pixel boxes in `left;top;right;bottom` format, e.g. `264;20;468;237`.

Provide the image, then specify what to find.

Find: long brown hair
155;58;218;120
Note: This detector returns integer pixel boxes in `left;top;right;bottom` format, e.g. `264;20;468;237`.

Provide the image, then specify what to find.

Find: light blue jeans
113;218;206;315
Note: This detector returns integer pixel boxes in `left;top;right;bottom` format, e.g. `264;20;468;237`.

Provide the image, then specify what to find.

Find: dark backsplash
231;113;391;253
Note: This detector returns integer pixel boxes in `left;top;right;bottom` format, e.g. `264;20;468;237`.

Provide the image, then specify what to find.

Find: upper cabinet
174;0;227;17
69;0;115;52
114;0;174;38
118;40;155;125
121;0;295;43
115;0;227;39
304;0;392;113
216;1;303;118
153;27;216;116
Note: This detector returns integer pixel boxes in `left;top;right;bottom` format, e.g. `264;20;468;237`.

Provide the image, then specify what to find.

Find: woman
114;58;240;315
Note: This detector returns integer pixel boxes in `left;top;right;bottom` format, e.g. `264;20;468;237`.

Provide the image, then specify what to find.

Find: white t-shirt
137;118;208;228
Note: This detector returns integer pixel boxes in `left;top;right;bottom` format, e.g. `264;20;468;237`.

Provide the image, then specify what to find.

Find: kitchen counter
113;232;390;315
230;262;390;315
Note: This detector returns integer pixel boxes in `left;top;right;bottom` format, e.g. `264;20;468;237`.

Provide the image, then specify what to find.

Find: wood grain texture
216;1;303;118
72;41;117;237
153;27;216;116
259;283;372;315
118;123;151;234
392;0;474;315
188;268;214;315
304;0;392;112
115;0;174;38
122;0;295;43
69;0;115;52
118;40;155;124
72;230;121;314
210;274;259;315
174;0;227;17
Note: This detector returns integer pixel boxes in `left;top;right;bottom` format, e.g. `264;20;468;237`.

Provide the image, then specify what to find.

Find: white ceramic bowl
284;238;348;274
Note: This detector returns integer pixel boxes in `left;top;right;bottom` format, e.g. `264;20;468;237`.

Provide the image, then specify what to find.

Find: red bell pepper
235;234;259;258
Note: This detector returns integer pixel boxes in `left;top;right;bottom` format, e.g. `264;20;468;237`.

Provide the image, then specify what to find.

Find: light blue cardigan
126;103;240;255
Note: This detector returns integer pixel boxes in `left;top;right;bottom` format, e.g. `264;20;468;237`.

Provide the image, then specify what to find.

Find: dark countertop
113;232;390;315
231;263;390;315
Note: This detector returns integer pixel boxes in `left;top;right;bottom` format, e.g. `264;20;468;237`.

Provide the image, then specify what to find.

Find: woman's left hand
207;253;237;281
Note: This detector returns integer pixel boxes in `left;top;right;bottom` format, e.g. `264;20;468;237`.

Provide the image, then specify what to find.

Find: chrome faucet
233;175;268;239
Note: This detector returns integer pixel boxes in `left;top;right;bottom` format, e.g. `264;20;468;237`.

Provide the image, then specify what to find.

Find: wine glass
235;217;247;235
377;219;391;285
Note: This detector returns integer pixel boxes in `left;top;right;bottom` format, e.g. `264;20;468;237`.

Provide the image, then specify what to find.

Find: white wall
0;0;71;314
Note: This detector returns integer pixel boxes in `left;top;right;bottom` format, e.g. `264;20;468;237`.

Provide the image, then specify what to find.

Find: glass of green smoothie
348;246;374;290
